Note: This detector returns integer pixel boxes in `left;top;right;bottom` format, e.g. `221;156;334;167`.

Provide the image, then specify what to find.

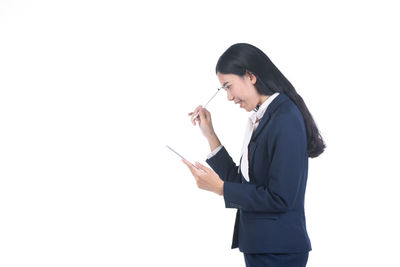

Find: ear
246;70;257;85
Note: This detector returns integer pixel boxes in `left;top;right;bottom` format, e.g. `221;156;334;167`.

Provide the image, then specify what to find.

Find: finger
198;107;207;122
192;113;201;126
182;158;193;168
191;112;199;121
203;108;211;120
195;162;210;173
193;115;200;125
182;158;203;173
189;110;199;125
182;159;197;175
191;105;202;121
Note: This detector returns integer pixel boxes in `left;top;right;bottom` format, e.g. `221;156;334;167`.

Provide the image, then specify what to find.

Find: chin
239;102;252;112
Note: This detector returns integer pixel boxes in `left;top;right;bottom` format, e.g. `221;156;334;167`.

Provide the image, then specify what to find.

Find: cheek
238;91;247;102
233;88;244;100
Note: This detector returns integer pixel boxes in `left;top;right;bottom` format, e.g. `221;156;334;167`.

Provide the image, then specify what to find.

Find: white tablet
166;145;199;169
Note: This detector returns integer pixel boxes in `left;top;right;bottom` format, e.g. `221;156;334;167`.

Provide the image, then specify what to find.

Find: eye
226;85;231;90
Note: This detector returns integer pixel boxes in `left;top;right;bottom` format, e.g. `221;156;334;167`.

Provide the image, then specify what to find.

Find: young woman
182;43;325;267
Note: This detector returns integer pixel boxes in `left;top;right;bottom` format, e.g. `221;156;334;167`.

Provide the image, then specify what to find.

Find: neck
258;95;270;106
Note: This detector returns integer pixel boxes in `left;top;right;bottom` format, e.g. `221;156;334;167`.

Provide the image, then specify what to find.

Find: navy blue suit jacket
205;93;312;254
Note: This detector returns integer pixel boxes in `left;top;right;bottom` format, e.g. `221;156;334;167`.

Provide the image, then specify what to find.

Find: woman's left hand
182;159;224;196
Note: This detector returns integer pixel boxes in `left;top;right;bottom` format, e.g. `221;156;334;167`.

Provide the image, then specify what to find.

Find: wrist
207;133;221;151
206;131;217;140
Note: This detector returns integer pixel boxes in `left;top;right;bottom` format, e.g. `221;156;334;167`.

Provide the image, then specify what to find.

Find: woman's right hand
188;105;216;139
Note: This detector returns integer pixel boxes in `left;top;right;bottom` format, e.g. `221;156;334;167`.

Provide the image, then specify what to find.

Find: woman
182;43;325;267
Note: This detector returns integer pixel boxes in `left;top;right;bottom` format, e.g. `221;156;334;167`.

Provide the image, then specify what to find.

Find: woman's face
217;71;262;112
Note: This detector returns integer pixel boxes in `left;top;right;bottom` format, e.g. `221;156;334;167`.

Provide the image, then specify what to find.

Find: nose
226;91;234;101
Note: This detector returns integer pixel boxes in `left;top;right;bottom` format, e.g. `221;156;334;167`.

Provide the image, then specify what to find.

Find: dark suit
206;93;312;257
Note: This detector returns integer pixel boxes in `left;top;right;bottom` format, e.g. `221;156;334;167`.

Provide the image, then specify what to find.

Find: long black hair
216;43;326;158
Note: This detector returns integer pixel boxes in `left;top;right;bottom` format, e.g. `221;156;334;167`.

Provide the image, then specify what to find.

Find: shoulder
271;95;303;124
269;96;306;138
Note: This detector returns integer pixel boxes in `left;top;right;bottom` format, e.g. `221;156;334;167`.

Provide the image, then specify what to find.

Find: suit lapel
250;93;290;142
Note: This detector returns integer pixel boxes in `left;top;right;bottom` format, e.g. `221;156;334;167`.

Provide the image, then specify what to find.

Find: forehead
217;72;240;85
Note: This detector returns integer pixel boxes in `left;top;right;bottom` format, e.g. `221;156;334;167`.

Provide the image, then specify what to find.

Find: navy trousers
243;252;309;267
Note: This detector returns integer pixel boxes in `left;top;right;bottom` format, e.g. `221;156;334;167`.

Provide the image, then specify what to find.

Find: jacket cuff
206;145;223;159
205;146;228;171
223;181;243;209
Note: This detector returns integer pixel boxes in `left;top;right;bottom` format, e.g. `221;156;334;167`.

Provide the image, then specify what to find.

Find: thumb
199;107;207;121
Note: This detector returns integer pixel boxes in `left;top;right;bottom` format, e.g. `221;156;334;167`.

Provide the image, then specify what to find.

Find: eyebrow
222;81;229;88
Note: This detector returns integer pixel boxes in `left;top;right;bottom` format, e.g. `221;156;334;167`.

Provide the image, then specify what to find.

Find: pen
191;87;223;121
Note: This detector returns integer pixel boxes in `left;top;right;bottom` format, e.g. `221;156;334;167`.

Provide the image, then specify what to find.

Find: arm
223;113;308;212
207;133;222;152
205;141;242;184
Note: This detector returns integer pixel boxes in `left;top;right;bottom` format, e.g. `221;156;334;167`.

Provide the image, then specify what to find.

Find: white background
1;1;399;266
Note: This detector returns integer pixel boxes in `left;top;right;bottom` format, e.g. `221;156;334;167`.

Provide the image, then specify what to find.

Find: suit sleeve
222;113;307;212
205;146;242;183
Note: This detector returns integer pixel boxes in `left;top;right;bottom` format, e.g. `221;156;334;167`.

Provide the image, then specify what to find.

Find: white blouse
207;92;280;180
